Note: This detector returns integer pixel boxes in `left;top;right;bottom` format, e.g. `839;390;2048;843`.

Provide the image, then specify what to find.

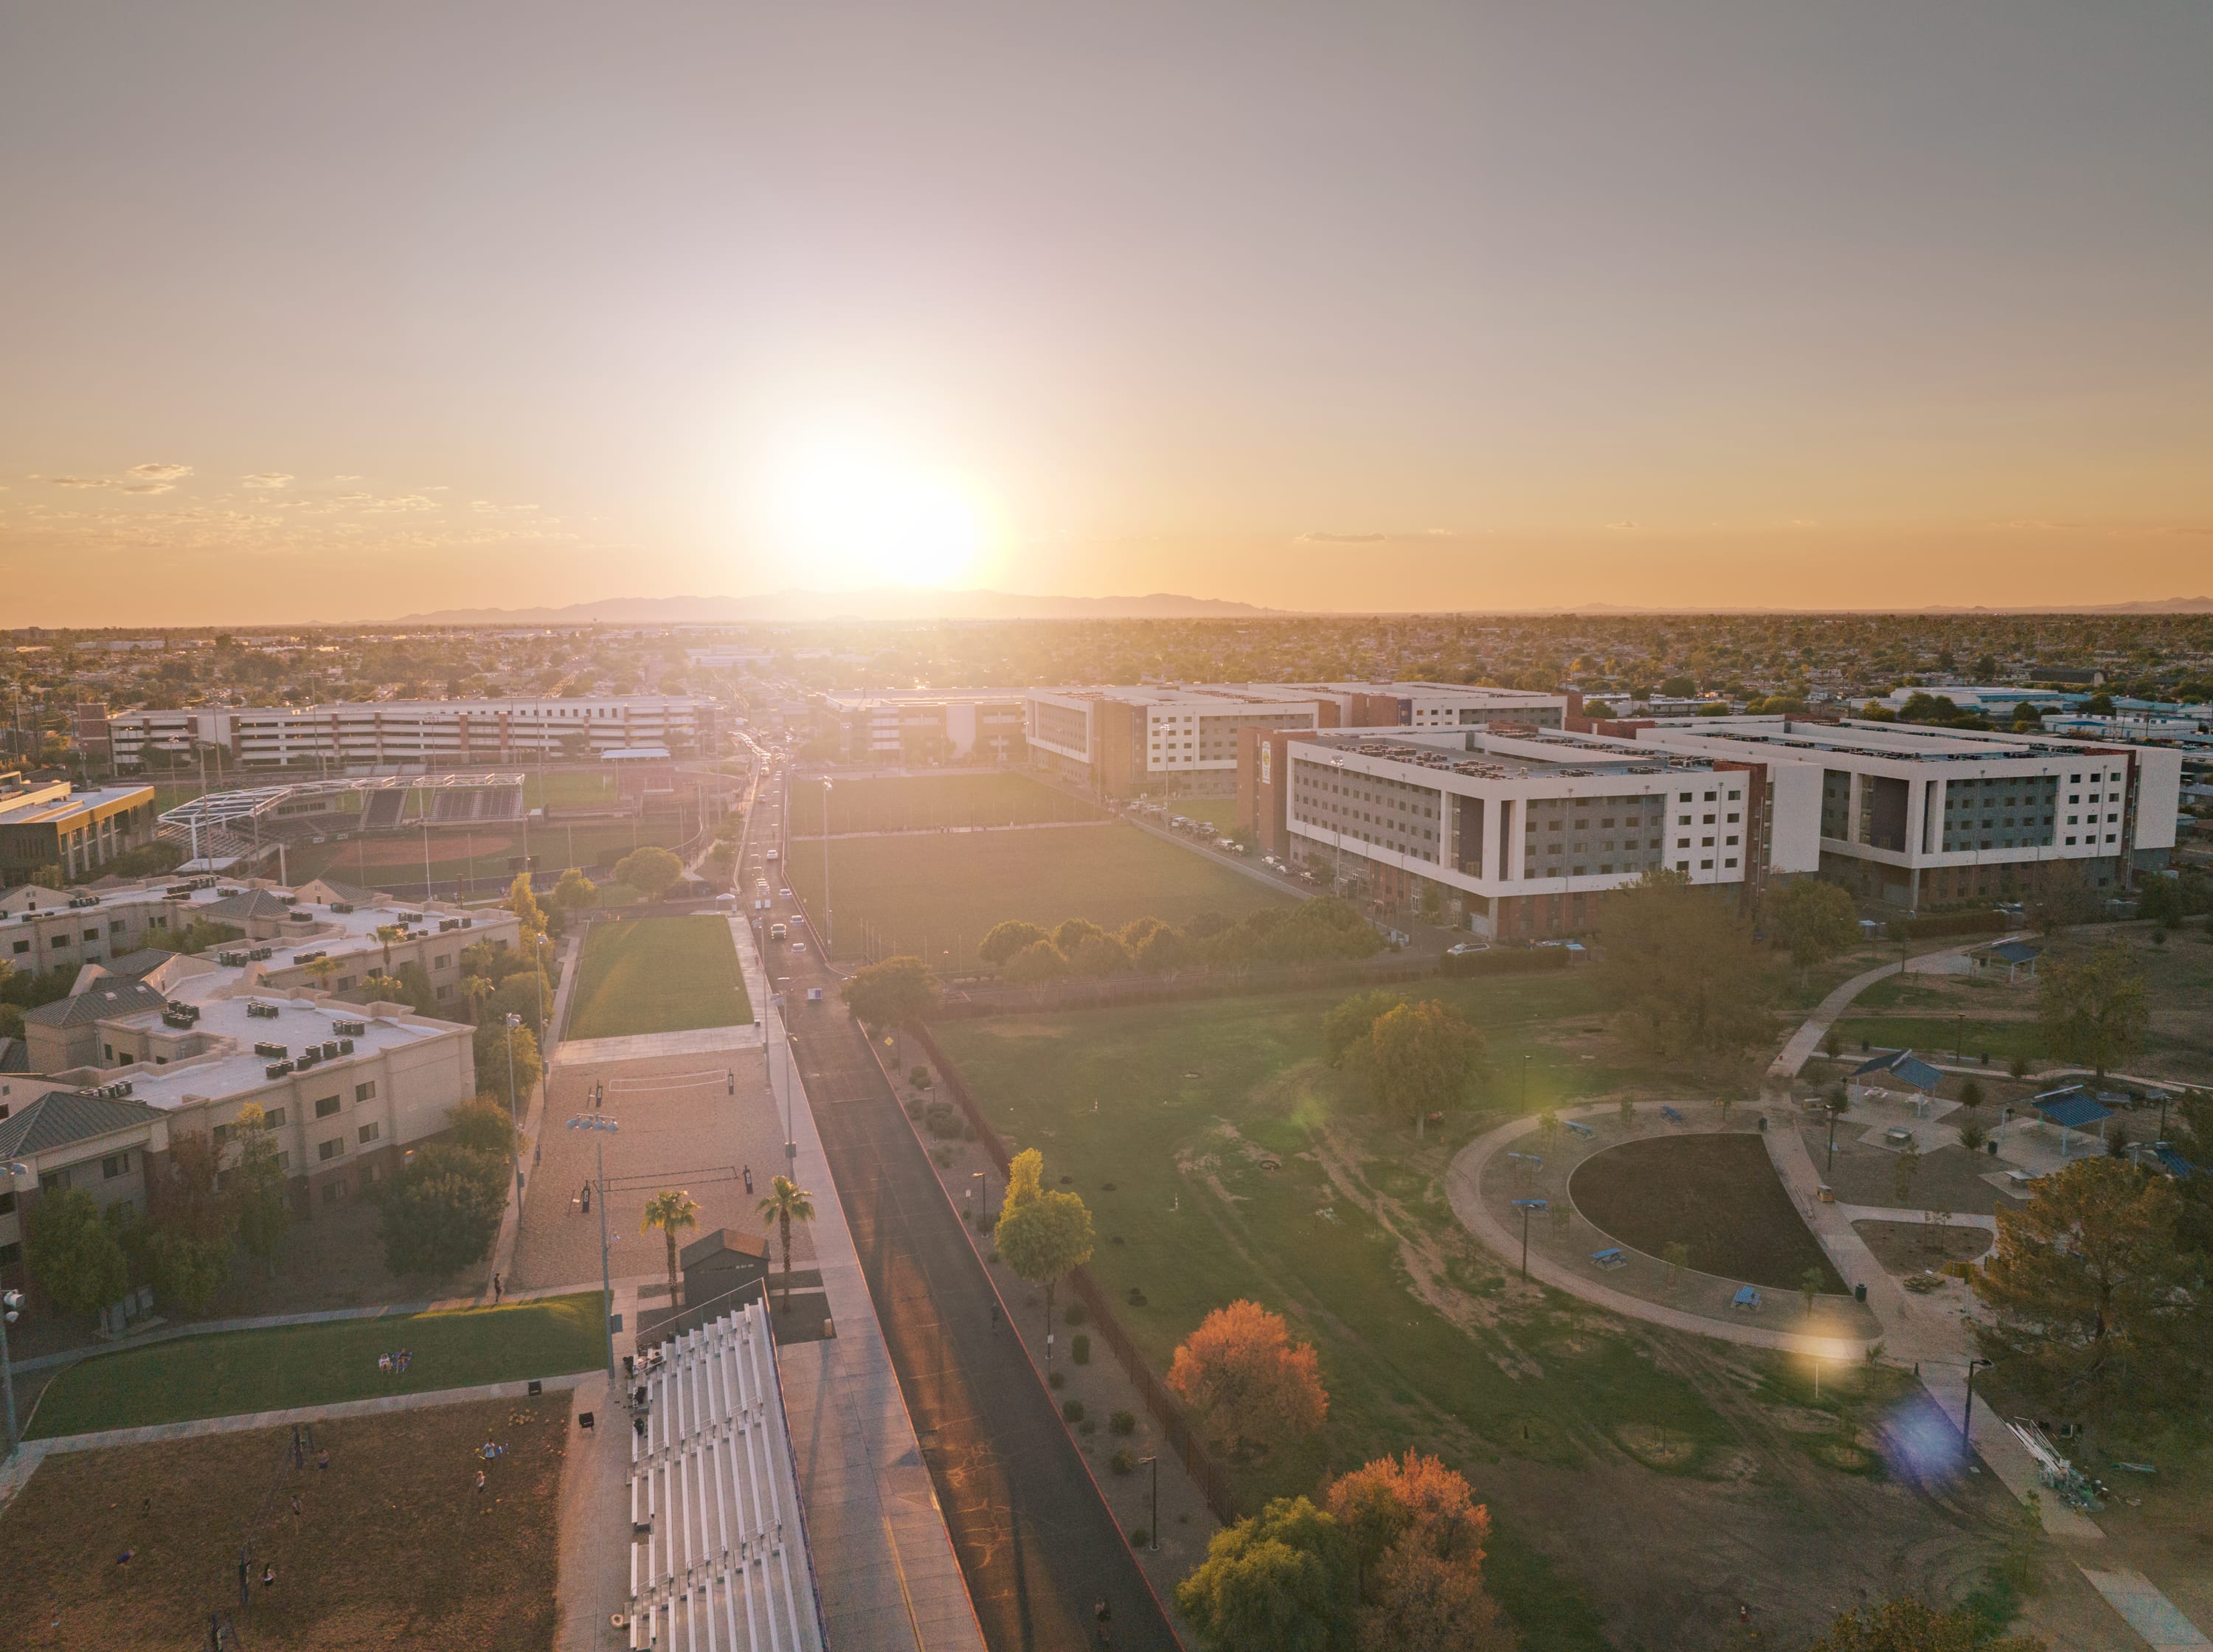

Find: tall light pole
502;1013;524;1201
1141;1455;1159;1550
819;777;834;956
566;1116;620;1378
1511;1198;1547;1279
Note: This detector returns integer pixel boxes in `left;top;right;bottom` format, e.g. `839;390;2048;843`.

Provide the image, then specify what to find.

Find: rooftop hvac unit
333;1018;367;1037
266;1061;294;1079
253;1041;287;1059
438;918;460;932
336;1038;354;1055
218;887;240;897
460;917;473;929
297;1050;320;1070
218;951;248;966
250;947;274;960
330;901;356;914
288;911;314;923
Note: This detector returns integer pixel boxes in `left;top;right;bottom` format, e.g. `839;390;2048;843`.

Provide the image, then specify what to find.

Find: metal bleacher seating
626;1299;822;1651
359;788;408;830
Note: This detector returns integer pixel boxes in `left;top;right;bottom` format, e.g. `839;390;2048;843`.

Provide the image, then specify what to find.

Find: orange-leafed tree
1166;1299;1326;1457
1326;1452;1507;1652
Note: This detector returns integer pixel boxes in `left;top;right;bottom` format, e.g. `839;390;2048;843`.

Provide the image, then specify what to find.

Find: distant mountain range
391;588;1282;625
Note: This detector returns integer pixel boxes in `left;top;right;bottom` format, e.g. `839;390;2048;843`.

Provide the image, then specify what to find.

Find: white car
1446;941;1489;957
779;888;792;900
790;940;807;954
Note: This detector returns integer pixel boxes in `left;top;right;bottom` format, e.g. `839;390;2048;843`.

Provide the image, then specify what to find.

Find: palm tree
303;956;339;994
756;1176;817;1314
640;1189;701;1308
374;923;406;976
461;974;493;1024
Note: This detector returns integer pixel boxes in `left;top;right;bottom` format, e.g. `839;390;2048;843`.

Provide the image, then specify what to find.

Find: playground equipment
2006;1417;2106;1513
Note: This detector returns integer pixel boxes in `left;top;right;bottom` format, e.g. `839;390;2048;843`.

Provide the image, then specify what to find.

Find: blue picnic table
1590;1247;1627;1271
1660;1105;1687;1124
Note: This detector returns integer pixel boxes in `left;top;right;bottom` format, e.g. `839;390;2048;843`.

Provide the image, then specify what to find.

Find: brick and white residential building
810;690;1028;766
1025;682;1571;798
107;695;724;771
1237;714;2183;936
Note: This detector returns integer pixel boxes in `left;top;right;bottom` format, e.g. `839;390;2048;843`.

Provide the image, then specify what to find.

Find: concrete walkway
553;1021;763;1066
1444;1108;1871;1360
1835;1202;1998;1232
1767;937;2023;1082
2079;1568;2213;1651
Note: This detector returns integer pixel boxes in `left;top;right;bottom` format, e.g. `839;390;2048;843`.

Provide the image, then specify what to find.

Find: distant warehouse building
108;695;724;772
1237;714;2182;937
1028;682;1570;799
809;690;1028;766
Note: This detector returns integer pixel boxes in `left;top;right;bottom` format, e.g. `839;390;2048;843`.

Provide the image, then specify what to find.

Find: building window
316;1095;342;1119
318;1137;345;1162
266;1107;287;1128
103;1152;131;1179
356;1081;377;1103
0;1241;18;1269
322;1180;344;1205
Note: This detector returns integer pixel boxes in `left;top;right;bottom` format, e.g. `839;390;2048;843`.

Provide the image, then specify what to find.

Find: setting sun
763;445;986;589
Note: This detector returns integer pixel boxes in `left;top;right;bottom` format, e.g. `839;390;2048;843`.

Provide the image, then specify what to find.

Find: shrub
1111;1448;1136;1476
1109;1409;1137;1436
1080;1418;1097;1434
1129;1526;1149;1547
904;1099;925;1121
1048;1370;1066;1389
931;1145;952;1168
1126;1287;1148;1308
909;1064;932;1090
1958;1078;1986;1108
924;1100;960;1137
1064;1300;1088;1325
1062;1399;1086;1423
1072;1333;1091;1364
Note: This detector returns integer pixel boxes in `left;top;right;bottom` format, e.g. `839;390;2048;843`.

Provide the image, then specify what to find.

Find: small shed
1851;1049;1945;1114
678;1227;772;1311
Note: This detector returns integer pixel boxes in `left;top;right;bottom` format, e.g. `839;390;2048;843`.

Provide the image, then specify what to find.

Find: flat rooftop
1294;728;1709;781
103;985;457;1110
0;782;153;825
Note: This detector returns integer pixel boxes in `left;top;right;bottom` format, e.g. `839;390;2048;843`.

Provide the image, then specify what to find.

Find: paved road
768;779;1182;1652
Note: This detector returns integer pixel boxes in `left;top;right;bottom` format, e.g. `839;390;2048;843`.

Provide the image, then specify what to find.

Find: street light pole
1143;1455;1159;1550
820;778;833;957
1;1285;21;1462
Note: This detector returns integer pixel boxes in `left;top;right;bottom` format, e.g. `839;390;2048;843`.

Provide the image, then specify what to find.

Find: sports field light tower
1;1156;27;1460
566;1116;621;1378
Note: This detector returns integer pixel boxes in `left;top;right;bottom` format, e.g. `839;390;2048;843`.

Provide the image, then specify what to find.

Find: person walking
581;1181;592;1215
727;1069;735;1096
1095;1598;1112;1646
492;1271;504;1305
742;1165;753;1195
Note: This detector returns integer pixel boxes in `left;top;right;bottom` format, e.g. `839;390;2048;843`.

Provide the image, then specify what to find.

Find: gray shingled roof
0;1089;164;1159
21;978;170;1028
198;889;296;923
103;948;183;979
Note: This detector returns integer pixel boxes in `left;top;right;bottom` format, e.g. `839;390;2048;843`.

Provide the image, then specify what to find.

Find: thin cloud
1606;521;1641;530
48;462;194;495
240;472;294;490
1298;531;1388;544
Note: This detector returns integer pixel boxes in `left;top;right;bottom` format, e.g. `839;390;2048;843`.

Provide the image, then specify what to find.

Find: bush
1072;1333;1091;1364
909;1064;932;1090
1062;1398;1086;1423
924;1100;960;1137
1064;1300;1088;1326
1126;1287;1148;1308
1110;1448;1136;1476
1129;1527;1149;1547
1109;1409;1137;1436
931;1145;952;1168
1048;1370;1066;1389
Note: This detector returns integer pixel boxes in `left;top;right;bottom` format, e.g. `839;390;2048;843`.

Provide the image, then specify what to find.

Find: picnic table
1564;1120;1595;1138
1590;1247;1627;1271
1660;1106;1687;1124
1732;1286;1762;1311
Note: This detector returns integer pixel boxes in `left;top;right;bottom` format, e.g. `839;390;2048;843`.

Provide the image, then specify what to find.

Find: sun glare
766;446;985;589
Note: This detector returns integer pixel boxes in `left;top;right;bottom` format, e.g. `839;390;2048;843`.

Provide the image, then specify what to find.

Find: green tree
474;1018;544;1106
978;920;1050;965
1323;990;1405;1067
1809;1597;2043;1652
1368;1001;1488;1136
25;1187;129;1319
1175;1496;1351;1652
2038;942;2148;1080
755;1175;817;1313
1599;870;1773;1067
552;867;600;912
1973;1157;2198;1416
1325;1452;1506;1652
1764;878;1860;971
613;845;684;901
1002;939;1067;982
2034;861;2097;936
448;1094;522;1158
994;1148;1095;1340
506;871;549;939
145;1131;233;1313
641;1189;701;1307
378;1146;506;1279
839;956;941;1027
227;1103;291;1280
1067;931;1134;975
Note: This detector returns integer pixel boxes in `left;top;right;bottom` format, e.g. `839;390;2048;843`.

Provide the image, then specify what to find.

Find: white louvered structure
628;1301;825;1651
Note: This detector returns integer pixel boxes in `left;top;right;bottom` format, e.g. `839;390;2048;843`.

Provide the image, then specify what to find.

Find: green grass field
1829;1013;2042;1064
936;980;1734;1651
27;1293;603;1437
784;822;1290;964
788;771;1101;836
285;816;686;886
565;915;749;1040
524;769;618;808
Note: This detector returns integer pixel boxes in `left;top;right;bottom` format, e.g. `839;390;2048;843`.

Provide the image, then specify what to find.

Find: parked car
1446;940;1489;956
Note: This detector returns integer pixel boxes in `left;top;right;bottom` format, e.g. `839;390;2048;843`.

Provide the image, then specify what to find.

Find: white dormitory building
0;873;524;1294
1240;715;2183;940
105;695;724;772
1024;683;1571;799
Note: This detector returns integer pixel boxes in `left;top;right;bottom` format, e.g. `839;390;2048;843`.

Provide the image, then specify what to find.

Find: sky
2;1;2209;625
